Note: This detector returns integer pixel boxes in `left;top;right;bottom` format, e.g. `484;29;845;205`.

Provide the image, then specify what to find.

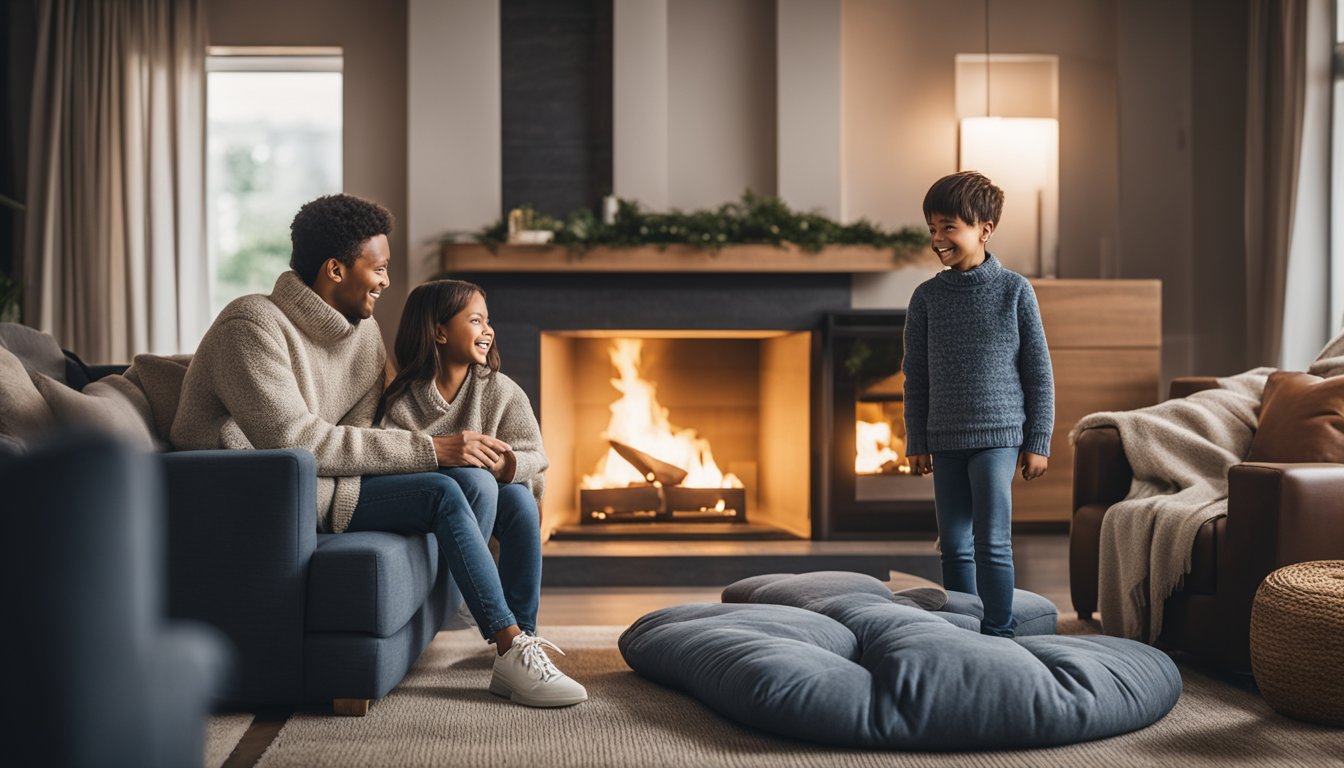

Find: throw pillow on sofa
0;345;53;441
31;372;157;451
124;353;192;442
1247;371;1344;464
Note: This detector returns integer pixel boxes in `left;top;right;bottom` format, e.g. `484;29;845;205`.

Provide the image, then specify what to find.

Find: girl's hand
1019;451;1048;481
908;453;933;475
432;431;512;469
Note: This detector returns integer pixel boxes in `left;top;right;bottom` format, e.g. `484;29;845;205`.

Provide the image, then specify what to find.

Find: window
206;49;342;318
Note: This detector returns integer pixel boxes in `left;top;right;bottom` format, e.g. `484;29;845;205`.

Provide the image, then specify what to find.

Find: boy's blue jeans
930;446;1018;637
346;468;541;641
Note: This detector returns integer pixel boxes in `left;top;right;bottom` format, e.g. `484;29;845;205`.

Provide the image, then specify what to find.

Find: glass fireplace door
818;311;936;537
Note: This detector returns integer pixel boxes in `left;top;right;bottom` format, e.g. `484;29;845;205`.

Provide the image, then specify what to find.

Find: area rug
204;713;253;768
241;625;1342;767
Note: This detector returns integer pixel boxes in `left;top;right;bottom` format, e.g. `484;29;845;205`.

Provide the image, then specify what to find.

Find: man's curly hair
289;194;394;285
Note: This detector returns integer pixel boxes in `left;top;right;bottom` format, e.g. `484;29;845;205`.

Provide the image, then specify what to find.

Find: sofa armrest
161;448;318;707
1167;376;1221;400
1213;462;1344;668
1069;426;1133;619
1072;426;1131;511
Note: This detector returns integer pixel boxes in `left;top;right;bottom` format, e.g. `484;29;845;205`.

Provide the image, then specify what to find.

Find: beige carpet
234;625;1343;768
204;712;254;768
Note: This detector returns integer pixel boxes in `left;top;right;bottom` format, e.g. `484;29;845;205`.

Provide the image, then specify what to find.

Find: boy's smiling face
927;213;994;272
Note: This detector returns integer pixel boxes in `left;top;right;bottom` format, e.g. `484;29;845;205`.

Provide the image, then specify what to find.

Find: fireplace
540;331;811;536
450;270;933;540
815;311;936;537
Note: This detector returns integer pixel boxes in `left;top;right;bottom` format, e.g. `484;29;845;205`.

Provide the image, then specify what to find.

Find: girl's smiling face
927;213;993;272
436;291;493;367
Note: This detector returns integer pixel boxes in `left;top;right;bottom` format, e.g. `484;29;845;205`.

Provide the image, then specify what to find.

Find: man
172;194;586;707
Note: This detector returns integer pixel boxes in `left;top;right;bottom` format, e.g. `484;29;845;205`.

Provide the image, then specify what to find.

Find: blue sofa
1;325;462;715
3;430;226;767
163;446;463;714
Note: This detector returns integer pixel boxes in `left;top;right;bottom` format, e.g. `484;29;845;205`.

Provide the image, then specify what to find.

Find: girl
903;171;1055;638
378;279;585;707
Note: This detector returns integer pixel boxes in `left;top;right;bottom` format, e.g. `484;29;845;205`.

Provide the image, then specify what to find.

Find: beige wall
1117;0;1194;385
667;0;777;209
407;0;500;290
842;0;1120;297
206;0;409;352
777;0;843;218
613;0;670;210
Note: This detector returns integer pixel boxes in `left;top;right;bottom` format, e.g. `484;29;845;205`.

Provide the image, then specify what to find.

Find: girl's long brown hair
376;279;500;423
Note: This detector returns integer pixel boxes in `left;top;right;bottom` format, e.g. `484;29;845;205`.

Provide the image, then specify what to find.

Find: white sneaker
489;634;588;707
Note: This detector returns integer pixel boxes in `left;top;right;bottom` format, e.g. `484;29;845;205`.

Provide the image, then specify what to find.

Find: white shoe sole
489;672;588;708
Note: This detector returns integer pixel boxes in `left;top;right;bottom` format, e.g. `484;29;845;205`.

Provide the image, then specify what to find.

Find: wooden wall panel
1012;280;1162;523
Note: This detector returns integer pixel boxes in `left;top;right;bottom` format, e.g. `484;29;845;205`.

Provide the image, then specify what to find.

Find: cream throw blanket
1072;328;1344;642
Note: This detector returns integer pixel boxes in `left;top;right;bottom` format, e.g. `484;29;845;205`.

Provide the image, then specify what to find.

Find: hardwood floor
538;533;1072;628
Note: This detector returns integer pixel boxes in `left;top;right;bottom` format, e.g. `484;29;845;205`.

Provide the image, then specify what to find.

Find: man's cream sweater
171;271;438;532
381;370;548;507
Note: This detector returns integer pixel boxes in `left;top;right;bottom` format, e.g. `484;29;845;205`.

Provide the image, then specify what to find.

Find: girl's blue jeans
931;446;1018;637
346;467;541;641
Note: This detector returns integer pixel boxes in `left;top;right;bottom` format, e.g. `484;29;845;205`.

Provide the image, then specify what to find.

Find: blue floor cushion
619;571;1181;750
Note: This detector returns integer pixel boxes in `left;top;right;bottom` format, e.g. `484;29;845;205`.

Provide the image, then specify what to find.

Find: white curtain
23;0;208;363
1243;0;1309;369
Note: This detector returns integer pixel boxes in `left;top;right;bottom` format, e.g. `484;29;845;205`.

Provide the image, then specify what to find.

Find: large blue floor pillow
619;571;1181;750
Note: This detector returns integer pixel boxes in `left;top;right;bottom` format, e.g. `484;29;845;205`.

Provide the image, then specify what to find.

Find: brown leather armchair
1070;377;1344;671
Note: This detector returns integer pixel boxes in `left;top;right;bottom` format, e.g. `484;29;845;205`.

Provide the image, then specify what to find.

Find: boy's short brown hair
922;171;1004;226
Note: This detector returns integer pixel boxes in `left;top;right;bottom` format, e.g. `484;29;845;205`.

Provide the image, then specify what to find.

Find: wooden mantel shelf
440;242;925;273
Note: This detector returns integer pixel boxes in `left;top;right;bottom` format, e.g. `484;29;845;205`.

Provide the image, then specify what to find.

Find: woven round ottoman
1250;560;1344;726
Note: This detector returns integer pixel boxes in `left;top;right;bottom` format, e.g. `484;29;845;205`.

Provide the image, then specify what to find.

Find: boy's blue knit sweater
902;254;1055;457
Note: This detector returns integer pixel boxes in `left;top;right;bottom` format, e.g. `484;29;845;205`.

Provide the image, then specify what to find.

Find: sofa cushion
1248;371;1344;464
0;345;52;440
307;532;440;637
31;372;156;451
620;570;1180;750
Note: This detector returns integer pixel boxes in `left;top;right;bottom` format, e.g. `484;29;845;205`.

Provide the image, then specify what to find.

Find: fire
581;339;742;490
855;419;907;475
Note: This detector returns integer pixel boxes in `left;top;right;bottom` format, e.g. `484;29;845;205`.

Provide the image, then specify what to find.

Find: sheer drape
1244;0;1309;369
22;0;207;363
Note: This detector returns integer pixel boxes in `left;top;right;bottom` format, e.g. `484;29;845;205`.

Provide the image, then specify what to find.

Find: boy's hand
908;453;933;475
1019;451;1048;481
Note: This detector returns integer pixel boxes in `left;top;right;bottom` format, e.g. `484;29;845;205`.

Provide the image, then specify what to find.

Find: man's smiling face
329;234;390;321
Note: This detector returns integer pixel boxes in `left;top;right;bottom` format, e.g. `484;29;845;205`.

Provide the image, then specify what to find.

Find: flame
581;339;742;490
855;419;906;475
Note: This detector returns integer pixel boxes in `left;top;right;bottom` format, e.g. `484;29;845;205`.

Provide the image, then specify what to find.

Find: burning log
609;440;689;486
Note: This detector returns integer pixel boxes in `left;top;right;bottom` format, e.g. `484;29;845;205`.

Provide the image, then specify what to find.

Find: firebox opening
540;330;811;539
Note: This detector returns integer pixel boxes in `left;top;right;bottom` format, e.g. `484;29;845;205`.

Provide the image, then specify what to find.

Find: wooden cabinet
1012;280;1162;523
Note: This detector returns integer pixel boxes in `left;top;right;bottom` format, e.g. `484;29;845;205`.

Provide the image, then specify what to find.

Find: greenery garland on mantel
469;192;929;263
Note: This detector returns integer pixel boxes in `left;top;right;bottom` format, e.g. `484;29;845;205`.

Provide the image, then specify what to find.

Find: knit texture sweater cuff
1023;431;1052;457
330;476;363;533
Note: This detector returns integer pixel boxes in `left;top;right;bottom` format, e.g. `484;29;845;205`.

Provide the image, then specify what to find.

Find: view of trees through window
206;56;342;319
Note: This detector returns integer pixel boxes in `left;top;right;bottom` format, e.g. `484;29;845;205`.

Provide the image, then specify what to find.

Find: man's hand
432;431;512;469
1019;451;1048;481
908;453;933;475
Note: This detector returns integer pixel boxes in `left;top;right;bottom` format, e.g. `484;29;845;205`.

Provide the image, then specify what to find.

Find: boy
902;171;1055;637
